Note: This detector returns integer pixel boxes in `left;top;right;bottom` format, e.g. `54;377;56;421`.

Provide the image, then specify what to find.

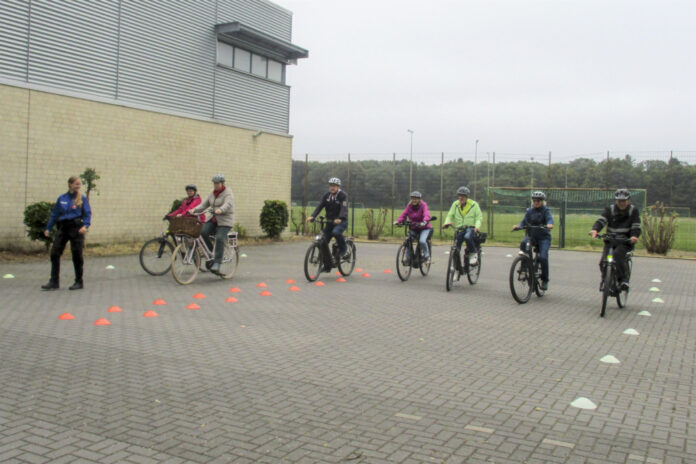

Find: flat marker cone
94;318;111;326
260;290;272;296
285;279;296;284
336;277;347;283
58;313;75;320
107;306;122;313
256;282;267;288
355;268;363;272
186;303;201;310
383;269;393;274
143;310;159;318
225;296;238;303
361;273;371;277
153;299;166;306
289;286;300;291
314;281;325;287
229;287;241;293
192;293;206;299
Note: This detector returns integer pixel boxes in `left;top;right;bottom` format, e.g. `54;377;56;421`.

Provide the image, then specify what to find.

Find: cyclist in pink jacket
395;191;432;263
169;184;205;222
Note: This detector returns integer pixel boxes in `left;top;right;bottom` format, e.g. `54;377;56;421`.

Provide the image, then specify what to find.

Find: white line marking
542;438;575;449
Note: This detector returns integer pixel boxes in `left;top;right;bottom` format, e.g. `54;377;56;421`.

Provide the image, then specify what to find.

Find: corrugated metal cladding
0;0;30;81
216;0;292;42
215;69;289;133
0;0;297;134
118;0;216;118
29;1;120;96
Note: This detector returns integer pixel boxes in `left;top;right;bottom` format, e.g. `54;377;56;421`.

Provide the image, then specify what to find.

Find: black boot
69;281;84;290
41;280;59;291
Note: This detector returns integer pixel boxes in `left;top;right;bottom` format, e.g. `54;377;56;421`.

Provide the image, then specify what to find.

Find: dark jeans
456;228;477;255
50;224;84;283
201;221;231;264
322;220;348;255
521;237;551;282
601;242;633;281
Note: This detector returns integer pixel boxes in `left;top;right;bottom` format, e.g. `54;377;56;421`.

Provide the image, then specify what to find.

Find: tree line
292;155;694;214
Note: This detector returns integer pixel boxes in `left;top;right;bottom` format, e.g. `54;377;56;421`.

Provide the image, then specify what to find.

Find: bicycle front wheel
445;248;459;292
338;240;356;276
140;238;174;275
396;244;412;281
218;244;239;279
419;245;431;277
509;256;533;304
601;266;613;317
616;258;631;308
467;249;482;285
533;259;546;297
171;243;200;285
304;242;323;282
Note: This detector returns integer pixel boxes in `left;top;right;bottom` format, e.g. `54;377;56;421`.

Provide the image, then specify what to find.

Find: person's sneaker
620;280;629;290
540;280;548;291
210;262;221;274
41;281;59;291
342;250;351;261
424;257;431;265
469;255;478;266
69;281;84;290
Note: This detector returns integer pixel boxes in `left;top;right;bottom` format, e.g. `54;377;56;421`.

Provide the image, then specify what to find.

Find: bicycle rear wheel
171;243;200;285
304;242;323;282
419;245;431;276
533;258;546;297
218;243;239;279
396;244;412;281
467;249;481;285
601;266;613;317
445;248;459;292
338;240;356;276
616;258;631;308
139;237;174;275
509;256;533;304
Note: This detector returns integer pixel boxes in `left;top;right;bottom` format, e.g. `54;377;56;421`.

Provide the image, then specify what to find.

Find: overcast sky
281;0;695;160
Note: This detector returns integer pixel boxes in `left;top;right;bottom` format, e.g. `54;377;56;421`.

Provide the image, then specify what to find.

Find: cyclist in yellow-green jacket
443;186;483;265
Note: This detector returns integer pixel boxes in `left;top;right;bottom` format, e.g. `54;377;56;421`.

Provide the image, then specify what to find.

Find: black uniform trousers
50;222;85;284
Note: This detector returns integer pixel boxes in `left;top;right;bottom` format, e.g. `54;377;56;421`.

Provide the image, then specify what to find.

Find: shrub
233;223;248;239
24;201;55;250
364;208;388;240
641;201;677;255
169;198;184;214
79;167;100;200
259;200;289;238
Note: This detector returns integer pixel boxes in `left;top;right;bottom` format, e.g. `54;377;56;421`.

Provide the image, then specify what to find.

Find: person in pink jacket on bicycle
169;184;205;222
395;191;432;263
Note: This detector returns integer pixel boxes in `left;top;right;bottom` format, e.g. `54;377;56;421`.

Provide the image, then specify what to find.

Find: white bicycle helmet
328;177;341;186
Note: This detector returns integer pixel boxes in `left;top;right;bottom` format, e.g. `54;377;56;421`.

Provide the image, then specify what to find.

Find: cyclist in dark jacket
590;188;641;289
512;191;554;290
307;177;349;258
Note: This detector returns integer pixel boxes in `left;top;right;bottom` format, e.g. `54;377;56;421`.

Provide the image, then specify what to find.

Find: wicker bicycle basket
167;217;202;237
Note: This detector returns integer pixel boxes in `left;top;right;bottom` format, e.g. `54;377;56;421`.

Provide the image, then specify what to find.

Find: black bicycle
509;226;547;304
443;225;485;291
139;218;178;275
395;217;436;281
304;216;356;282
595;233;633;317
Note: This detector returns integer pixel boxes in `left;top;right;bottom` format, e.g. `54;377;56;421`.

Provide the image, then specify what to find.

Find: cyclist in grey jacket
192;174;234;273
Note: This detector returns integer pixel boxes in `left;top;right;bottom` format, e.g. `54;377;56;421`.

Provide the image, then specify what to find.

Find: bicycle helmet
456;186;470;196
328;177;341;186
614;188;630;200
410;191;422;198
211;174;225;183
185;184;197;192
532;191;546;200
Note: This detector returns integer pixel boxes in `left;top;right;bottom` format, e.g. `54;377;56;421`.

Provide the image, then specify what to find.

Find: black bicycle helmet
185;184;197;192
410;191;422;198
614;188;630;200
532;191;546;200
456;186;470;196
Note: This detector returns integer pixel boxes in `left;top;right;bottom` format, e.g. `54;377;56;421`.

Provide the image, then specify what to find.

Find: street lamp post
407;129;414;193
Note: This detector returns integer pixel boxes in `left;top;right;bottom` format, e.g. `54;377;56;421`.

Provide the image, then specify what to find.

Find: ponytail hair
68;176;82;207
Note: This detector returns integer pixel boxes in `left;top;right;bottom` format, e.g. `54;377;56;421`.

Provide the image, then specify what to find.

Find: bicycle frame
597;234;632;293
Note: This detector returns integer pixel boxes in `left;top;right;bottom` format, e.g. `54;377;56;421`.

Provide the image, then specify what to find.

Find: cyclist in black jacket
307;177;350;259
590;188;641;289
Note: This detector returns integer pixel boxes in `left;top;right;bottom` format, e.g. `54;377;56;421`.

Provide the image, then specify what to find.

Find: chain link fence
291;151;696;252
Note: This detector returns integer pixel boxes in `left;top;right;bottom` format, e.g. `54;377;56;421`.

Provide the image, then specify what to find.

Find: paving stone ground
0;241;694;463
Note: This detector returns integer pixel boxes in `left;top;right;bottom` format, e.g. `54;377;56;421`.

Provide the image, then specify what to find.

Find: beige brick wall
0;84;292;249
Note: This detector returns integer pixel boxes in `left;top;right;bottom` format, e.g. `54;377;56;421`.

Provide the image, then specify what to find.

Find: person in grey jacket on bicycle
191;174;234;273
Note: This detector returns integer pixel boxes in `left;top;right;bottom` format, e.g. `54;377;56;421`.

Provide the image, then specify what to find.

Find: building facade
0;0;307;247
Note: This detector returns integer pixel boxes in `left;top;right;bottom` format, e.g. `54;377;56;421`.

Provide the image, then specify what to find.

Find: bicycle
509;226;548;304
303;216;356;282
139;224;176;275
443;225;485;291
395;217;436;281
595;233;633;317
170;212;239;285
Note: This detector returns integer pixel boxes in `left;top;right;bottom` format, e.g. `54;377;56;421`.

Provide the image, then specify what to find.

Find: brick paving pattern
0;242;694;463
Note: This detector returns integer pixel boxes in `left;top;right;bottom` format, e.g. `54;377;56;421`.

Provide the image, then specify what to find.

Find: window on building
217;42;233;67
267;60;283;82
251;53;267;77
234;48;251;73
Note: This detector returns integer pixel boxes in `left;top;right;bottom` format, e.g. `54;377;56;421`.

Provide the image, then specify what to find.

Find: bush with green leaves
24;201;55;250
233;223;248;239
169;198;184;214
79;167;100;200
259;200;289;238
